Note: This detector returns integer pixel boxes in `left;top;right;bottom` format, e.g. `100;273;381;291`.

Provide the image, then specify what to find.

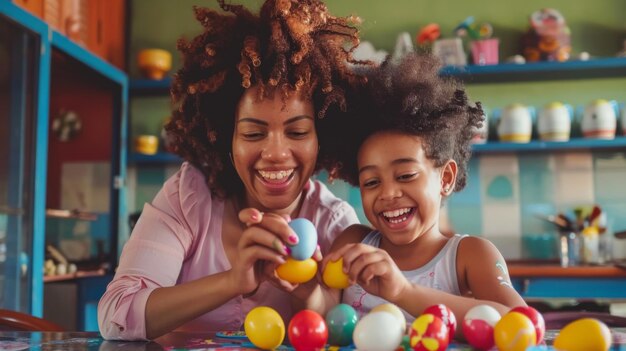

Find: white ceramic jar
581;99;617;139
537;102;571;141
497;103;533;143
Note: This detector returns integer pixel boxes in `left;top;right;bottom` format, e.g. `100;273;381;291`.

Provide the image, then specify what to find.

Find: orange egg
276;257;317;284
494;311;536;351
553;318;612;351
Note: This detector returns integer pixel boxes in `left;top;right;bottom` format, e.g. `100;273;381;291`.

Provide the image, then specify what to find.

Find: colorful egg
244;306;285;350
462;305;501;351
409;314;449;351
553;318;612;351
510;305;545;344
371;303;407;333
494;311;537;351
288;310;328;351
276;257;317;284
325;303;358;346
289;218;318;260
323;258;350;289
423;304;456;342
353;311;404;351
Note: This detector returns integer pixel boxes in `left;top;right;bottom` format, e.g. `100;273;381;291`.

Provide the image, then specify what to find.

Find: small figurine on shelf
454;16;498;65
392;32;415;62
422;22;466;66
415;23;441;50
137;48;172;80
521;8;571;62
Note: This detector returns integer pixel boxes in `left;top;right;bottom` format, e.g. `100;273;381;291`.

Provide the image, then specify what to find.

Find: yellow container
137;49;172;80
134;135;159;155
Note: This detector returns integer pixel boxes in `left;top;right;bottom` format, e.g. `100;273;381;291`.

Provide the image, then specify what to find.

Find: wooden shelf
43;269;106;283
440;57;626;83
472;137;626;154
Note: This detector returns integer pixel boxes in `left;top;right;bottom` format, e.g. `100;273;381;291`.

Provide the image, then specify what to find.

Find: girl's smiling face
232;86;318;214
357;130;456;245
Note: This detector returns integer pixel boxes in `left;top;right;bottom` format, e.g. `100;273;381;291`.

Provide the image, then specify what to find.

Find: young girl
318;53;526;330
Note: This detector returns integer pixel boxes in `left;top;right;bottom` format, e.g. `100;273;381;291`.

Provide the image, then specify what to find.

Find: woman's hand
325;243;410;303
230;209;300;295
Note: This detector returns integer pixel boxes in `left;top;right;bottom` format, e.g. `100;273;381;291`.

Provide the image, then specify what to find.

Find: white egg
371;303;407;333
353;311;403;351
464;305;501;326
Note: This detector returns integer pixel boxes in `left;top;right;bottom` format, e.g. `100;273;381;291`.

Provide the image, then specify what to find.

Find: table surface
508;262;626;278
1;329;625;351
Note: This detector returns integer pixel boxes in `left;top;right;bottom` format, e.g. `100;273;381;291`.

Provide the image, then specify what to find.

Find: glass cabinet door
0;13;40;313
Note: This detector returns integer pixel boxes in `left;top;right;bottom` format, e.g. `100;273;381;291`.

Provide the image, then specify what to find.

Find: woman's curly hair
334;53;484;193
166;0;369;197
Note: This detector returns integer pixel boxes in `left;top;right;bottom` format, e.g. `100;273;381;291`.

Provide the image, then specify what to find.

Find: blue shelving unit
0;1;128;323
128;58;626;162
472;137;626;154
440;57;626;83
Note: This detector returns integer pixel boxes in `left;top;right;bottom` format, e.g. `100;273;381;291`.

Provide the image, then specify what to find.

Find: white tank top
341;231;467;322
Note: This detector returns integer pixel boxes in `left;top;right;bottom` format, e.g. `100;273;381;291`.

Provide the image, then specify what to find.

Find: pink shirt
98;162;358;340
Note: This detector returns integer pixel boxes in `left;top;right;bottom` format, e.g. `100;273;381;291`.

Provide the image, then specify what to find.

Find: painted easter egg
325;304;358;346
323;258;350;289
372;303;407;333
553;318;612;351
510;305;545;344
353;311;404;351
244;306;285;350
289;218;318;260
494;311;536;351
462;305;501;351
409;313;449;351
275;257;317;284
423;304;456;342
288;310;328;351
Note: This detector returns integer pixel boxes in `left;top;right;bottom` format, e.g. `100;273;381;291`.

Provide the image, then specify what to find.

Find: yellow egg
494;311;536;351
275;257;317;284
553;318;612;351
323;258;350;289
371;303;407;333
244;306;285;349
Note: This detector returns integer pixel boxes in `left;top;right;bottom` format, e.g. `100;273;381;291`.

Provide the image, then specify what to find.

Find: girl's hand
326;243;410;302
227;209;296;295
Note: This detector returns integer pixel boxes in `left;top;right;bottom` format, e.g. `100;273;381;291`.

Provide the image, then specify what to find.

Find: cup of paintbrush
535;213;574;232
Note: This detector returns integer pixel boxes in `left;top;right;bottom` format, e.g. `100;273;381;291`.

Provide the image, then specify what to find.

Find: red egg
409;314;449;351
423;304;457;342
288;310;328;351
463;319;494;351
510;305;545;344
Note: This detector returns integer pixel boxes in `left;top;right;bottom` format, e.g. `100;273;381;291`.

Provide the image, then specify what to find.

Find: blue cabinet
0;1;128;326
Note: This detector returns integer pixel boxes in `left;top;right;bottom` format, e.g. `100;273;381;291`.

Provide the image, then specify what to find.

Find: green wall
129;0;626;114
130;0;626;73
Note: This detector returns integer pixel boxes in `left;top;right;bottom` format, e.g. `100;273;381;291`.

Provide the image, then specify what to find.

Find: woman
98;0;370;341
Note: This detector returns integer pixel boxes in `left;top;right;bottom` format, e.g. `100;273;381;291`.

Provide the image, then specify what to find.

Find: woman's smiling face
232;86;318;213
